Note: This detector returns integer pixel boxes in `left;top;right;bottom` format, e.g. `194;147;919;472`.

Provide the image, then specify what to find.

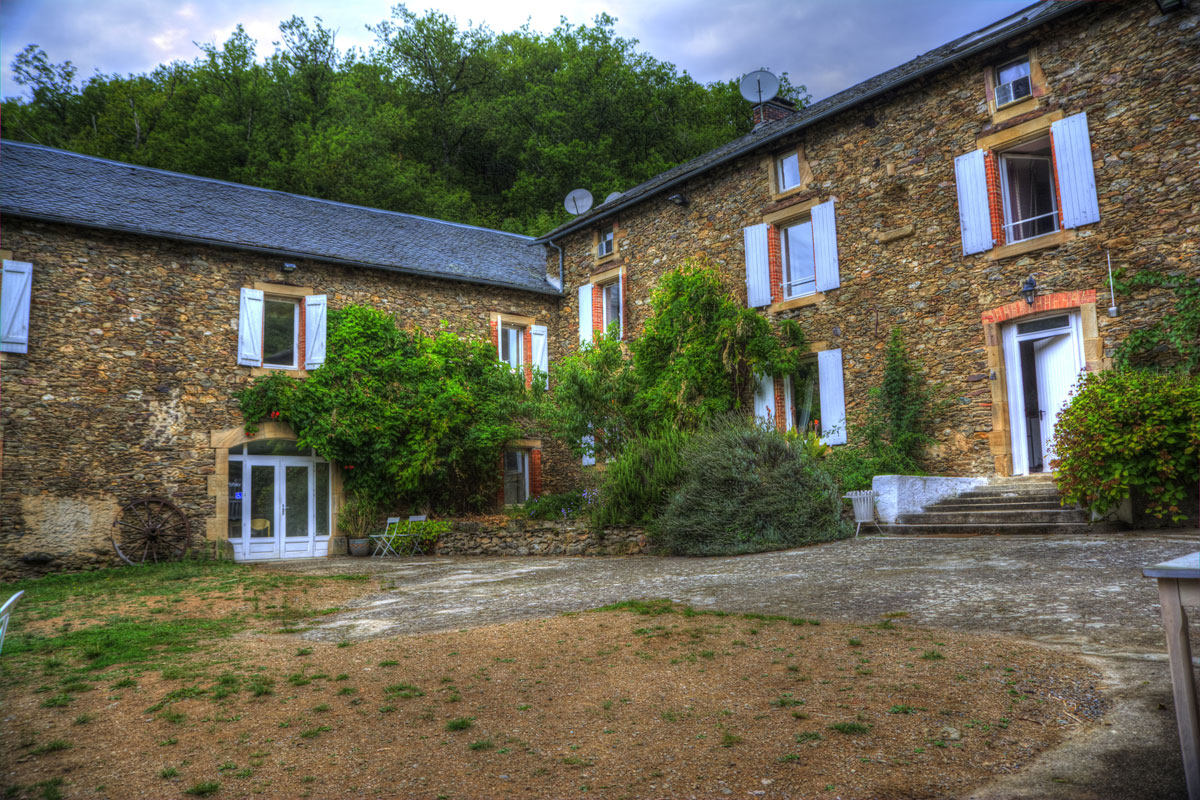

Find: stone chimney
752;97;797;128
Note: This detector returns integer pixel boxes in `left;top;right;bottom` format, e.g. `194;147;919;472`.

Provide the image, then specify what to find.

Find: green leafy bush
523;490;596;520
237;305;533;511
1052;369;1200;522
823;446;923;493
337;492;379;540
654;417;851;556
592;428;690;527
1113;270;1200;374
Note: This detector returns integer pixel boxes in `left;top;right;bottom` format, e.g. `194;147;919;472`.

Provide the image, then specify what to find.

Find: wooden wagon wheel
111;497;191;565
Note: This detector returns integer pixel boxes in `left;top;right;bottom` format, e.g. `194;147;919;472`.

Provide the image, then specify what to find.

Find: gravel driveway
271;533;1200;799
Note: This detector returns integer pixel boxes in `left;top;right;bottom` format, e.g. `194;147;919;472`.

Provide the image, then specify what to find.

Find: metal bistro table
1146;551;1200;800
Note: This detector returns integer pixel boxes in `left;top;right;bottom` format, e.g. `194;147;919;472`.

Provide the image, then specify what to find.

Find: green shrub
592;428;689;527
1052;369;1200;522
653;417;850;556
523;490;594;520
823;445;923;493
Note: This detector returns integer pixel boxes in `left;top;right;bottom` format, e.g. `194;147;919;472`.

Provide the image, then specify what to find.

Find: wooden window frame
249;282;314;377
983;49;1049;124
593;223;618;265
766;144;812;201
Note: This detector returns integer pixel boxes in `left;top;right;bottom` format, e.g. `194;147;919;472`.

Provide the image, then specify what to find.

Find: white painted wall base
872;475;987;523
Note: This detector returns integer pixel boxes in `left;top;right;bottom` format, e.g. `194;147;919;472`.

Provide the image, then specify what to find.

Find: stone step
896;509;1089;525
954;487;1063;500
884;521;1117;536
988;474;1057;485
930;498;1068;512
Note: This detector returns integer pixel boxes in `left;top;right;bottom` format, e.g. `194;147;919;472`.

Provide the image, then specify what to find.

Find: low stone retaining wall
435;519;649;557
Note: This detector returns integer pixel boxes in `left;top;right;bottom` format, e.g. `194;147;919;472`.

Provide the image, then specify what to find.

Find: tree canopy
4;9;808;235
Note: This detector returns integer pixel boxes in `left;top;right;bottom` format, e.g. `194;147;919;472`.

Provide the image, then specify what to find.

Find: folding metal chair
1;590;24;656
370;517;402;557
392;515;427;556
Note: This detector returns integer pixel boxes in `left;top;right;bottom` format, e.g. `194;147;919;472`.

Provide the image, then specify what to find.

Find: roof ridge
0;139;533;241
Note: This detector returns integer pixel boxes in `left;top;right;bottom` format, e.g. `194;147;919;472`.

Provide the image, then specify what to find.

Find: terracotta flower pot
348;538;371;557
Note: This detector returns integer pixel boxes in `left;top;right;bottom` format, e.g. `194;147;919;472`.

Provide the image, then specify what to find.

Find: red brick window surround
248;282;317;375
590;265;625;339
491;312;538;389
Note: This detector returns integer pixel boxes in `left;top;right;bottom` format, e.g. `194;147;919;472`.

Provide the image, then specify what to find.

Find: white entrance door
1003;312;1084;475
231;453;330;561
1033;333;1077;467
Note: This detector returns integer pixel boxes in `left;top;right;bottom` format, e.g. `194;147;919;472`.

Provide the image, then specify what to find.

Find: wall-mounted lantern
1019;275;1038;306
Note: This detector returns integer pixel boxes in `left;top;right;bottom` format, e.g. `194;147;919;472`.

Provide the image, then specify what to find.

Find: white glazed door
281;460;314;558
1034;333;1079;468
243;461;281;559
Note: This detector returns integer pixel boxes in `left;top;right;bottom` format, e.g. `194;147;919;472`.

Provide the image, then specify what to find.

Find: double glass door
229;451;330;560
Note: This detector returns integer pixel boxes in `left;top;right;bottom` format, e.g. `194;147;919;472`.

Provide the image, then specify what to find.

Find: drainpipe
545;238;564;292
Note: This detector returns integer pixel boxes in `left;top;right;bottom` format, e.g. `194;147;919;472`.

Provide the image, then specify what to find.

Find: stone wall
435;519;649;557
0;221;573;578
548;0;1199;477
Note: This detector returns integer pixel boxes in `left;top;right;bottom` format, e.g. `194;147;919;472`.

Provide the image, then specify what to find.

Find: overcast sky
1;0;1033;102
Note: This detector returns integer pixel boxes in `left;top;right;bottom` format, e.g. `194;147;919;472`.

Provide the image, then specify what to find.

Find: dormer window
994;57;1032;108
597;226;615;258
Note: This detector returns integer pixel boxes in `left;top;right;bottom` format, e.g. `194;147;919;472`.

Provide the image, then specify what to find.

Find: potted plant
339;492;378;557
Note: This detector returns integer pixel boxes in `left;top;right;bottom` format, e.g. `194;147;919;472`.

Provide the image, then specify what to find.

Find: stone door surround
981;290;1104;476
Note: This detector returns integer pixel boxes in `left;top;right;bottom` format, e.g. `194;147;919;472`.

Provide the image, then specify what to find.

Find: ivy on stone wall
236;305;533;512
1114;270;1200;374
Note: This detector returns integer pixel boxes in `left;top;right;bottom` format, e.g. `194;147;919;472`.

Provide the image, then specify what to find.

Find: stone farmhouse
1;0;1196;576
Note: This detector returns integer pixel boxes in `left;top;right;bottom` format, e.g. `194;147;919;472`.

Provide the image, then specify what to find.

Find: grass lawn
1;562;1105;799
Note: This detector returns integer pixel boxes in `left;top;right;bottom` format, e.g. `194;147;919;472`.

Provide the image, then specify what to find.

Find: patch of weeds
889;705;918;714
848;638;863;647
829;722;870;735
336;641;352;648
516;704;531;711
445;717;474;731
720;731;743;747
921;650;945;661
74;713;95;725
795;731;822;744
337;687;357;696
184;781;220;797
384;684;424;699
379;705;396;713
313;704;331;713
40;693;73;708
287;672;312;687
235;769;253;779
778;753;802;762
159;710;186;724
770;693;804;708
876;619;897;630
296;647;313;656
158;737;178;746
562;756;594;767
159;767;179;779
248;676;275;697
217;762;237;773
299;726;331;739
110;677;137;689
30;739;72;754
791;711;810;720
379;660;399;667
660;711;680;722
468;739;495;751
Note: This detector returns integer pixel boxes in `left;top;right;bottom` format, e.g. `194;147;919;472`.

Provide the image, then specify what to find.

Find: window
998;137;1058;244
777;151;803;192
237;287;326;370
780;219;816;299
263;297;299;369
597;226;615;258
784;360;822;436
500;324;525;369
503;449;529;504
994;57;1032;108
601;280;622;333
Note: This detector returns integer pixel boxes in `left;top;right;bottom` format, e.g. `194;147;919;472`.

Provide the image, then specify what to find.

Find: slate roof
535;0;1083;243
0;141;556;294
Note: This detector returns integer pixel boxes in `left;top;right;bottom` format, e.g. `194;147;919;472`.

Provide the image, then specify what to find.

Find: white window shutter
578;284;593;346
0;260;33;354
237;288;264;366
954;149;993;255
495;314;503;360
743;223;771;307
753;373;776;425
818;348;847;446
812;200;840;292
531;324;549;384
304;294;327;369
618;269;625;339
582;434;596;467
1051;111;1100;229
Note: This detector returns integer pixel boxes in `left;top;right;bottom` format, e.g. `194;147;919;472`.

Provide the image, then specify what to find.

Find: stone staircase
885;474;1113;536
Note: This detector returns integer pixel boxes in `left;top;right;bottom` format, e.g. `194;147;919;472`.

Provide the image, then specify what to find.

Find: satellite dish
604;191;622;204
564;188;594;216
739;69;780;105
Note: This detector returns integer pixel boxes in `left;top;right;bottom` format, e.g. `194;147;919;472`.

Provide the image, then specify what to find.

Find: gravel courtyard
272;533;1200;800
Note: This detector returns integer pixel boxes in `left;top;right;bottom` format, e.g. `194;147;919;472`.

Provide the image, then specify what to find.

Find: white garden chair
390;515;427;556
844;490;882;537
371;517;403;557
1;590;24;655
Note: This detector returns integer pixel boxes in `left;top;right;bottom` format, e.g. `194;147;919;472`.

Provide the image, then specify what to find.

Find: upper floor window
500;323;525;369
998;137;1058;244
237;286;326;371
777;151;803;192
597;226;615;259
263;297;299;369
781;218;817;299
994;57;1032;108
601;280;622;333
